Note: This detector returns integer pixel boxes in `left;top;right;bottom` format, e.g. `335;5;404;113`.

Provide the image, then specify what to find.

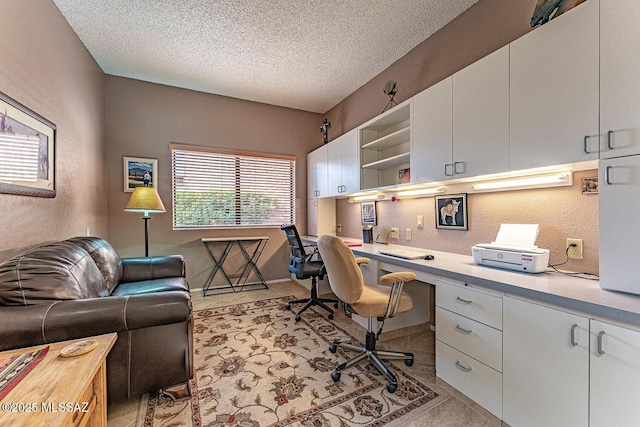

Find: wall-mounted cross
320;118;331;144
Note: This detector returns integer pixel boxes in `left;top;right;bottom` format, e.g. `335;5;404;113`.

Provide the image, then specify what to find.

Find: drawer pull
455;360;472;372
455;325;473;334
455;296;473;304
570;324;578;346
597;331;606;355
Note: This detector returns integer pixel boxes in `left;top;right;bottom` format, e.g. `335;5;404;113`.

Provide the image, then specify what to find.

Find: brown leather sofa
0;236;193;402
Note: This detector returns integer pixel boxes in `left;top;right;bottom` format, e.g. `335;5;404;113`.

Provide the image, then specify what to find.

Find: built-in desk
301;235;640;327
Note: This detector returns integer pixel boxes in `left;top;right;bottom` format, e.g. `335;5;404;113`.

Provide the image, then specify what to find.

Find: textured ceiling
52;0;479;113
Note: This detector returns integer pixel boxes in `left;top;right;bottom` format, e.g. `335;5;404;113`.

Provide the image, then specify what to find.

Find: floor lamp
124;187;166;257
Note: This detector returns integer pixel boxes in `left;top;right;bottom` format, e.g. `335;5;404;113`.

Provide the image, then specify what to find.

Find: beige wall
336;170;599;275
0;0;107;259
105;76;322;288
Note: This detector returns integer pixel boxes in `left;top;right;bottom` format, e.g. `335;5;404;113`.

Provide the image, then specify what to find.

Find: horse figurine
440;199;461;226
530;0;586;27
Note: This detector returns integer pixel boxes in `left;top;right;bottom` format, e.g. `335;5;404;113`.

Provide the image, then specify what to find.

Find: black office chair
280;224;339;321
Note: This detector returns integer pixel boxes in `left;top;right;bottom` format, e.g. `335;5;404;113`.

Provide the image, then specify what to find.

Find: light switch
417;215;424;228
405;228;412;240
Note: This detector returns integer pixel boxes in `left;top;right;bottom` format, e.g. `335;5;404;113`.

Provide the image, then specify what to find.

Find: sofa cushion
110;277;189;296
0;241;106;305
66;237;123;294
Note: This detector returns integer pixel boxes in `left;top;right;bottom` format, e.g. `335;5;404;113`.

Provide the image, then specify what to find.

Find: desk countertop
301;235;640;327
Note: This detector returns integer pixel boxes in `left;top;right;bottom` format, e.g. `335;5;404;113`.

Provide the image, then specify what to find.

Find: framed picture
581;177;598;194
361;201;377;225
123;157;157;192
435;194;468;230
398;168;410;184
0;91;56;198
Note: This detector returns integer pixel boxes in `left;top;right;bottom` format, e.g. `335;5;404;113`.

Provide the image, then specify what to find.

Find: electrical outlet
405;228;412;240
336;224;342;233
390;228;400;239
566;238;583;260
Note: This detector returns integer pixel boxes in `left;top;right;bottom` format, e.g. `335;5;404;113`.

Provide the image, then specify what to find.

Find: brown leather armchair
0;237;193;402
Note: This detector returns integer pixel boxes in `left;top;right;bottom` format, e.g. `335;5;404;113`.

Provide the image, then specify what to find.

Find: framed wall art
581;176;598;194
123;156;157;192
435;194;468;230
0;91;56;198
361;201;377;225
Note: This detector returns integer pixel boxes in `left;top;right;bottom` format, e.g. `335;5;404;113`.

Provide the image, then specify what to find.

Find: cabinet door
600;0;640;158
307;145;328;198
598;155;640;294
339;129;359;194
510;0;599;170
307;199;318;236
590;319;640;427
503;296;589;427
412;77;452;182
453;45;509;178
327;138;342;196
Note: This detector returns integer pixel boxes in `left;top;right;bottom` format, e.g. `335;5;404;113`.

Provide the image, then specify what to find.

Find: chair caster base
405;358;414;366
331;370;341;382
295;315;301;322
386;381;397;393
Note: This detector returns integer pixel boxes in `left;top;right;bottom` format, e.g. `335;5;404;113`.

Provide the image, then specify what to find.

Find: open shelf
361;152;410;169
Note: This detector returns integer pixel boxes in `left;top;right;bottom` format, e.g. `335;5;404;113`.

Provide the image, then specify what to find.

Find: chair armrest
379;271;416;285
355;257;370;265
379;272;416;319
121;255;185;283
0;291;191;351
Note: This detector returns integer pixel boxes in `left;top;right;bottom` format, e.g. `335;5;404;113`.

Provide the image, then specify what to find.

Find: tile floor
107;280;502;426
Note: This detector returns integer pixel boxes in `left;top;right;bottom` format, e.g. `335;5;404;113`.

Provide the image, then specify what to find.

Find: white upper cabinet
452;45;510;178
412;77;453;183
600;0;640;159
307;145;328;198
510;0;599;170
328;128;359;196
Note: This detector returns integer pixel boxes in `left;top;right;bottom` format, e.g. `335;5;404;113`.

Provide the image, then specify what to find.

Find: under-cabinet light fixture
471;171;572;192
395;186;445;198
348;193;385;203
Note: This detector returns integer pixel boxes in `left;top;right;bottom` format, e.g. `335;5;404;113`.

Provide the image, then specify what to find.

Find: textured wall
105;76;322;289
0;0;107;259
337;170;599;275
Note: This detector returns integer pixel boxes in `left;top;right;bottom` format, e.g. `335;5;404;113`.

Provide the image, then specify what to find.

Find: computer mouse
424;255;435;260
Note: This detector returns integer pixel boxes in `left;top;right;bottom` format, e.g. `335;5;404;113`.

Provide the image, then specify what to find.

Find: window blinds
171;144;295;229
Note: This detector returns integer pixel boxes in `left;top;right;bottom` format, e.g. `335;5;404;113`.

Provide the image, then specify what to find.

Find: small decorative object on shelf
398;168;410;184
530;0;586;27
321;118;331;144
382;80;398;112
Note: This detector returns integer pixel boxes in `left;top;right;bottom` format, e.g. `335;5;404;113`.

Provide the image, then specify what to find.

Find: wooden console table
201;236;269;296
0;333;117;427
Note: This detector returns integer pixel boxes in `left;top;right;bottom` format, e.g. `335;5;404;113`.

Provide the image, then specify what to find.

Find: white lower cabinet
503;296;589;427
435;278;503;418
590;319;640;427
503;296;640;427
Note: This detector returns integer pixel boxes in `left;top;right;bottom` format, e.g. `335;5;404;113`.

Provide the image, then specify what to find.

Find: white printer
472;224;550;274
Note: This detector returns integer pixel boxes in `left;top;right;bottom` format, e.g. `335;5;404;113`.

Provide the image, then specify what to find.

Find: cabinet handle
605;166;613;185
570;324;578;346
444;163;454;177
597;331;606;355
607;130;614;150
455;361;472;372
453;161;464;175
455;296;473;304
583;135;594;154
455;325;472;334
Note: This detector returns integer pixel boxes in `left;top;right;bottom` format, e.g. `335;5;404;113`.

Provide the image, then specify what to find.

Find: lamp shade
124;187;166;214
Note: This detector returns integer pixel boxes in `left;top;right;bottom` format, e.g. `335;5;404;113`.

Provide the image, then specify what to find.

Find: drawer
436;307;502;372
436;279;502;330
436;340;503;419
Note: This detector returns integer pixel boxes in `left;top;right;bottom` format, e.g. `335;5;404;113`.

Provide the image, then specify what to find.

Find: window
171;143;295;229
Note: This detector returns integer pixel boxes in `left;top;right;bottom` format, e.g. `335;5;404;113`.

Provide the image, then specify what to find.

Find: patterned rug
138;296;444;426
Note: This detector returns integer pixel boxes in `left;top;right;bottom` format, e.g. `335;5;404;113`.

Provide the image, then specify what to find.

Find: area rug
138;296;444;426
